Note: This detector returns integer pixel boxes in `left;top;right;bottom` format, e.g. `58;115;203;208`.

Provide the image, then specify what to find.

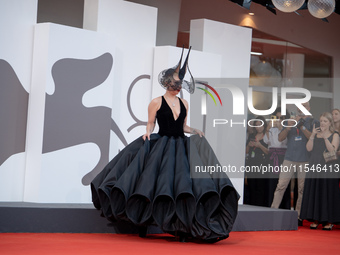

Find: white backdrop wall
0;0;251;203
126;0;182;46
83;0;158;160
0;0;38;201
24;23;116;202
190;19;253;202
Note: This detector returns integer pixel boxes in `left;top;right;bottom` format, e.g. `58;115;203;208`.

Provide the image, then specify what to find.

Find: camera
296;118;305;129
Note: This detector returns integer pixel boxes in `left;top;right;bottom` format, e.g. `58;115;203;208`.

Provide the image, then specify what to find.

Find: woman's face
332;110;340;123
255;121;264;133
166;76;182;95
167;81;182;94
320;116;331;132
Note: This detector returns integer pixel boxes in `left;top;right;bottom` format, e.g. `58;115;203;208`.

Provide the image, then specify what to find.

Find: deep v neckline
163;96;181;121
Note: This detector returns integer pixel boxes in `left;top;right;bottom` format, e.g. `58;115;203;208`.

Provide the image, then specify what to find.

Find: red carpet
1;225;339;255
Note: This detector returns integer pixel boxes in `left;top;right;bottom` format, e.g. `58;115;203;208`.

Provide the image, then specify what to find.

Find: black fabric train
91;96;239;243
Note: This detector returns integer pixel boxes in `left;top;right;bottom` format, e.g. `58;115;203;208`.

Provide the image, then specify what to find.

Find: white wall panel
190;19;252;78
24;23;115;202
84;0;157;158
190;19;253;202
0;0;38;201
0;0;37;91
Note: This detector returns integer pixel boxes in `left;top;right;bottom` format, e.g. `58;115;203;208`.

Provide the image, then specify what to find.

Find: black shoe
205;238;219;243
298;219;303;226
138;226;147;238
322;224;334;231
310;223;319;229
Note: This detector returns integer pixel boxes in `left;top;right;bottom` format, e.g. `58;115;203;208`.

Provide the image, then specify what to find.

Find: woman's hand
192;128;204;137
253;141;261;148
312;124;319;136
248;139;256;147
143;132;151;141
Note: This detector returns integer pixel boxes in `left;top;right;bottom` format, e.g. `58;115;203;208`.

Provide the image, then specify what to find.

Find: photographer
264;109;290;209
271;102;315;226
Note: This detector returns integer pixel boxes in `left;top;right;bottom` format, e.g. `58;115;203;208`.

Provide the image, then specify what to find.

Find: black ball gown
300;134;340;225
91;96;239;242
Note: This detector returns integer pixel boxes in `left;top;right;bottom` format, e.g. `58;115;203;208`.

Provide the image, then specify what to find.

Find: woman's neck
164;91;177;100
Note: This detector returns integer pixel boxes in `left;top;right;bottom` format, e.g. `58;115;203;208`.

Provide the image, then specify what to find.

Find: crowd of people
244;104;340;230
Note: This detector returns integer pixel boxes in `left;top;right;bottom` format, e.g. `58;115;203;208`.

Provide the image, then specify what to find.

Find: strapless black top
156;96;186;138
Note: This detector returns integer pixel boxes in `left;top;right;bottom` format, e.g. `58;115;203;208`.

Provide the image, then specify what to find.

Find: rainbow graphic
197;82;222;106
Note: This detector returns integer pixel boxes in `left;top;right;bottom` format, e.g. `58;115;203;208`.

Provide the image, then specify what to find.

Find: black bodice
156;96;186;138
309;133;334;165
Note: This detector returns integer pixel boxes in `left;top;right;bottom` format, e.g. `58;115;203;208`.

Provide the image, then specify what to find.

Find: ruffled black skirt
91;134;239;242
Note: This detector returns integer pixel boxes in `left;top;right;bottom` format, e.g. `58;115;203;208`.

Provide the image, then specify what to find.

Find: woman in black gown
91;47;239;243
301;112;340;230
244;116;269;207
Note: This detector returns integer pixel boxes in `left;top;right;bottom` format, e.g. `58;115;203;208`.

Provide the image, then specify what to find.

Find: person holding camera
271;102;314;226
300;112;340;230
264;108;291;209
